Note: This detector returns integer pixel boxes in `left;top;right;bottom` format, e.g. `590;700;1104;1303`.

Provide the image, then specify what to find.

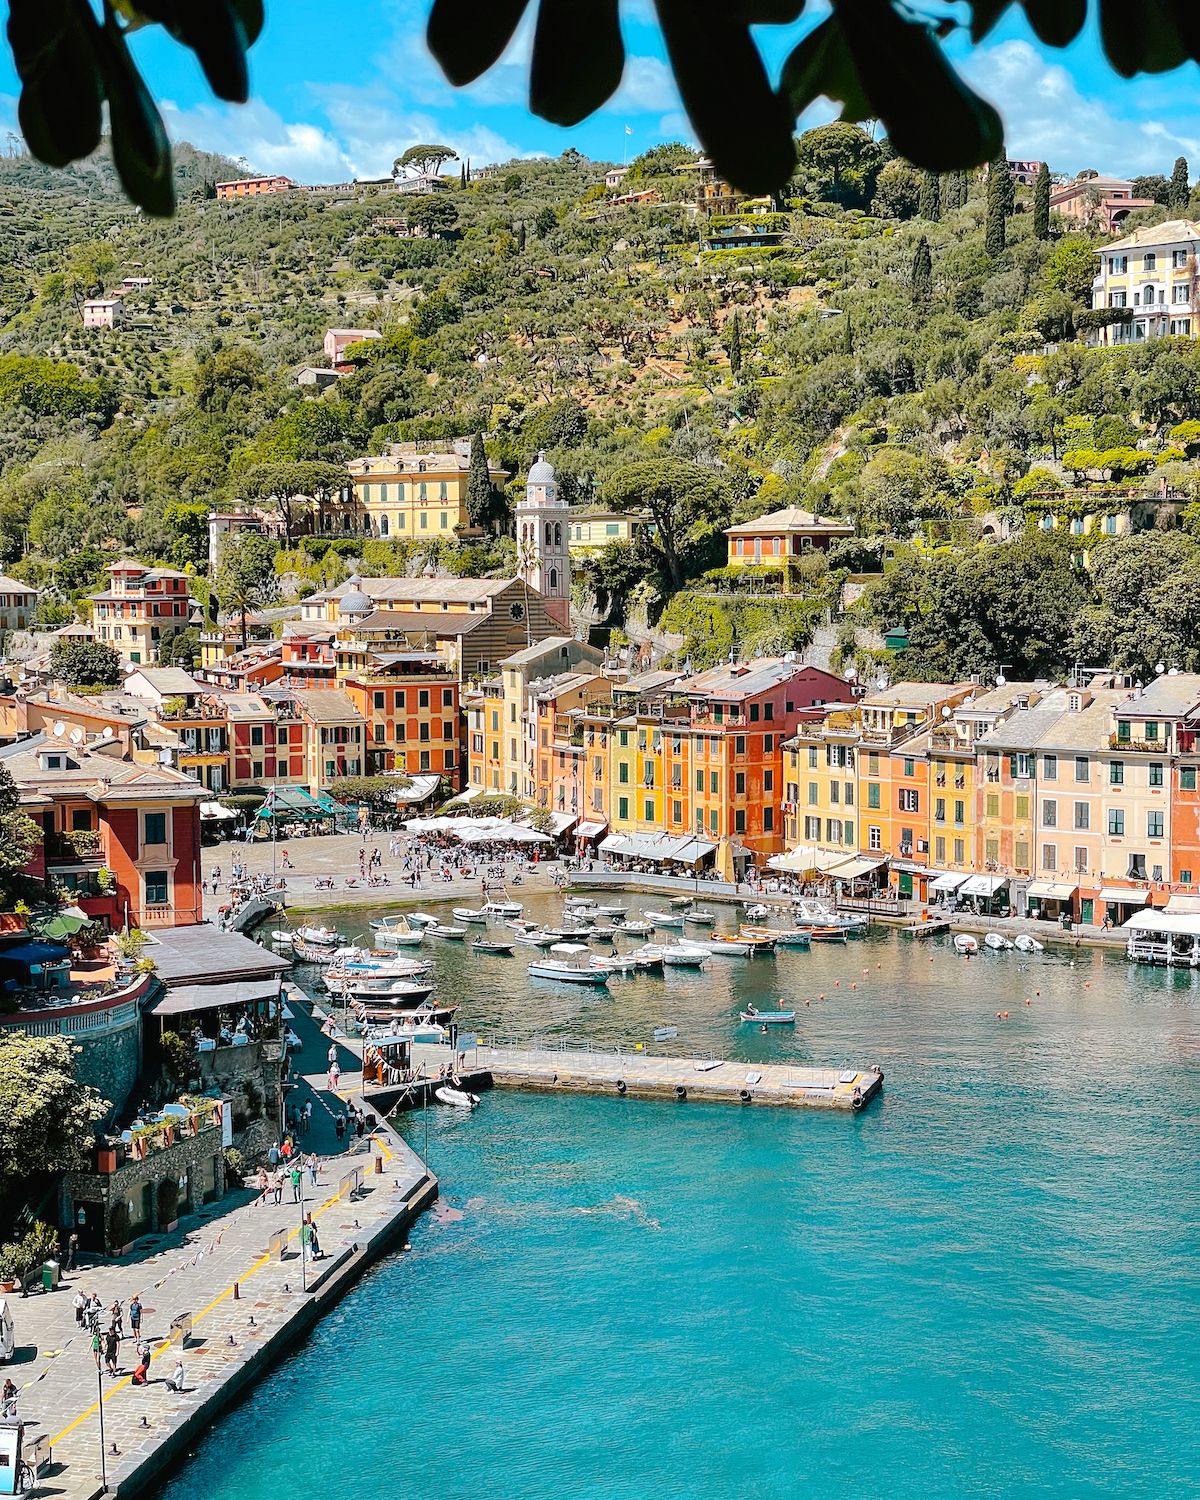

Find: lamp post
95;1328;108;1492
297;1166;307;1293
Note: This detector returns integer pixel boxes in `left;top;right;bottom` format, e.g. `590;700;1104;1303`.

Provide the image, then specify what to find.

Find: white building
1091;219;1200;345
514;454;571;631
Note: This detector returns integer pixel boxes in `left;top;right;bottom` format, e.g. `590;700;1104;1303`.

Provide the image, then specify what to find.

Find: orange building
216;175;297;199
345;658;461;785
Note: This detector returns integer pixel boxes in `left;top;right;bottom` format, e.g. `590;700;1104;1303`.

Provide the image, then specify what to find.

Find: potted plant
0;1243;21;1292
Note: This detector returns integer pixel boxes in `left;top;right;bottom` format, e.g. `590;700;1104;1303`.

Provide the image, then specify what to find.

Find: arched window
379;515;389;537
549;567;558;592
554;523;562;546
544;522;553;544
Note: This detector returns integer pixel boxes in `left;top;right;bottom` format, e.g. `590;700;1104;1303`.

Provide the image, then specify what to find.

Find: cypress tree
726;311;742;378
1170;155;1189;210
466;432;493;526
516;220;527;252
918;171;939;221
994;151;1015;216
910;236;933;307
1032;162;1050;240
985;157;1007;258
842;312;853;355
460;160;467;189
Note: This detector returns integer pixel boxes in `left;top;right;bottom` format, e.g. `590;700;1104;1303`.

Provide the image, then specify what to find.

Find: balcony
1107;733;1169;752
46;829;102;862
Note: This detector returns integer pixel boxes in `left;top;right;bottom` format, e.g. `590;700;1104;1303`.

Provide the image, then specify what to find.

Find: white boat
616;919;653;936
743;903;769;921
542;925;594;940
740;1008;796;1025
984;932;1013;951
641;942;709;968
564;897;599;914
529;943;611;986
483;899;523;917
471;937;514;955
434;1086;480;1109
593;948;664;975
683;910;716;927
368;916;425;948
337;980;436;1004
407;912;438;928
1014;933;1045;954
953;933;979;955
452;907;488;924
585;925;620;942
791;899;867;933
512;929;557;948
645;909;686;929
292;939;341;964
296;923;339;947
596;904;627;919
424;922;467;940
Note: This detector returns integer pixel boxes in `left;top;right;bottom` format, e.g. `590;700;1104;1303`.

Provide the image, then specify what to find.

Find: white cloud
964;39;1199;177
159;97;353;182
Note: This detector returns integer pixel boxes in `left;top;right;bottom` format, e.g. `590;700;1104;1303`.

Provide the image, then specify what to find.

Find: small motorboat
683;910;716;927
658;943;709;968
596;904;628;919
329;977;435;1002
739;1006;796;1025
356;1001;456;1026
511;929;557;948
597;947;664;975
270;929;294;945
452;907;489;924
645;909;687;929
471;937;514;955
292;940;341;964
424;922;467;941
1014;933;1045;954
542;925;594;940
369;916;425;947
984;932;1013;951
585;924;619;942
616;919;653;936
808;927;848;944
564;897;599;914
434;1086;480;1109
407;912;438;927
529;944;611;986
743;903;769;921
703;933;776;957
668;896;694;909
483;899;523;917
953;933;979;955
296;923;339;947
741;925;812;948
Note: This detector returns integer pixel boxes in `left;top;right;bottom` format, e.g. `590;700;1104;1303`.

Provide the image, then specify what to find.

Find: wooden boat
741;925;812;948
683;910;716;927
452;907;488;924
529;944;610;986
470;937;514;955
740;1007;796;1025
645;909;686;928
483;898;523;917
953;933;979;955
808;927;848;944
703;933;776;956
1014;933;1045;953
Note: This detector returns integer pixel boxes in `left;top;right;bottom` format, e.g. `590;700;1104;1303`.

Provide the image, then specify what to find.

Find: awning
1165;894;1200;914
258;787;326;819
961;874;1008;898
766;845;848;875
457;823;551;845
599;832;717;864
575;819;607;840
1123;909;1200;937
930;872;969;894
36;912;89;941
1026;880;1078;901
0;939;70;969
828;855;887;881
387;774;442;805
200;800;238;822
525;811;578;837
148;978;282;1016
1098;886;1150;905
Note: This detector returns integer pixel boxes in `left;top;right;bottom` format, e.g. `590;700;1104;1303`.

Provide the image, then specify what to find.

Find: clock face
510;601;526;621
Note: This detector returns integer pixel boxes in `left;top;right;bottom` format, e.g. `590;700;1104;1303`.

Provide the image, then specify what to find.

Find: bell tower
515;451;570;629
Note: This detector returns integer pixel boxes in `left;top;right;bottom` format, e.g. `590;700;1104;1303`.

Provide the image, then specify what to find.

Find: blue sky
2;1;1200;183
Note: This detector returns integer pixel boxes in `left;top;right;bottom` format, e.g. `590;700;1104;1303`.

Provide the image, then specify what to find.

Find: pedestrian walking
334;1114;345;1143
302;1101;312;1134
90;1325;102;1371
129;1295;142;1339
289;1164;302;1203
272;1167;284;1205
281;847;291;870
109;1300;123;1338
305;1152;317;1189
73;1290;86;1327
327;1043;337;1067
267;1140;281;1169
256;1166;269;1203
1;1379;17;1417
328;1060;340;1091
66;1231;78;1272
103;1327;119;1376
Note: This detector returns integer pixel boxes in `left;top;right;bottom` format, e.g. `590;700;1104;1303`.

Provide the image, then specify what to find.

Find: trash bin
41;1260;60;1292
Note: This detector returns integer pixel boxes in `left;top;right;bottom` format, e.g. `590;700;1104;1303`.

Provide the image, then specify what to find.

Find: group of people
73;1290;184;1392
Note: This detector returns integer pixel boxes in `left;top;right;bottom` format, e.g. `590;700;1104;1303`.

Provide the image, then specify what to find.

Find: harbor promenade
8;1003;433;1500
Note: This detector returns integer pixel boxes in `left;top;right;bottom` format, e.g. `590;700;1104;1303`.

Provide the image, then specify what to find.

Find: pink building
323;328;382;368
82;298;124;329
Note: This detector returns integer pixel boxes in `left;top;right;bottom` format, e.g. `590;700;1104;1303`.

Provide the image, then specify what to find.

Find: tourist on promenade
256;1166;269;1203
2;1379;17;1417
302;1101;312;1134
129;1295;142;1339
267;1141;281;1169
289;1164;302;1203
334;1114;345;1143
131;1340;150;1386
66;1231;78;1271
103;1327;119;1376
166;1360;185;1393
272;1168;284;1205
328;1059;341;1091
90;1325;102;1371
305;1152;317;1189
72;1290;86;1327
109;1300;123;1338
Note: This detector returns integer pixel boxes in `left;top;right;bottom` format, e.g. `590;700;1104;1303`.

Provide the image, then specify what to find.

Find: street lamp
297;1167;308;1293
93;1319;108;1492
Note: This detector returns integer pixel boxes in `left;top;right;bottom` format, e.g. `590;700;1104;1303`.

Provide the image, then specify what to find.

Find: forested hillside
4;128;1200;680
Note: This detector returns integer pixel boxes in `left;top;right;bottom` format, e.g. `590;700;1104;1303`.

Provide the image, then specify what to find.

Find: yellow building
566;511;649;554
319;439;507;539
1091;219;1200;345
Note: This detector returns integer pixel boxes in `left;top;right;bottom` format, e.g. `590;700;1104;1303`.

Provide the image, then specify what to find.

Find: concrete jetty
401;1040;883;1112
16;1120;434;1500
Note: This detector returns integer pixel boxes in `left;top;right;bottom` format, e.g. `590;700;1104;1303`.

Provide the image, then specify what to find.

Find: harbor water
158;897;1199;1497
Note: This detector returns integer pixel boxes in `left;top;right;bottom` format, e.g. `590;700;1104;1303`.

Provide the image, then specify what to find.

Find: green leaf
654;0;796;195
779;14;870;121
833;0;1003;170
968;0;1016;42
531;0;624;126
165;0;252;102
1099;0;1199;76
95;23;175;216
427;0;532;86
7;0;103;169
1021;0;1086;47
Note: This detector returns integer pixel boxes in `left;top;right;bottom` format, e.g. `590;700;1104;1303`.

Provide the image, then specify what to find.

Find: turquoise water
161;903;1200;1497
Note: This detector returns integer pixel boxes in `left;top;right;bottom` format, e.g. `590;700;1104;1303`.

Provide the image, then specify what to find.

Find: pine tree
1032;161;1050;241
1170;155;1189;210
985;156;1007;258
918;171;939;221
910;236;933;307
466;432;493;527
726;311;742;378
516;220;527;252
